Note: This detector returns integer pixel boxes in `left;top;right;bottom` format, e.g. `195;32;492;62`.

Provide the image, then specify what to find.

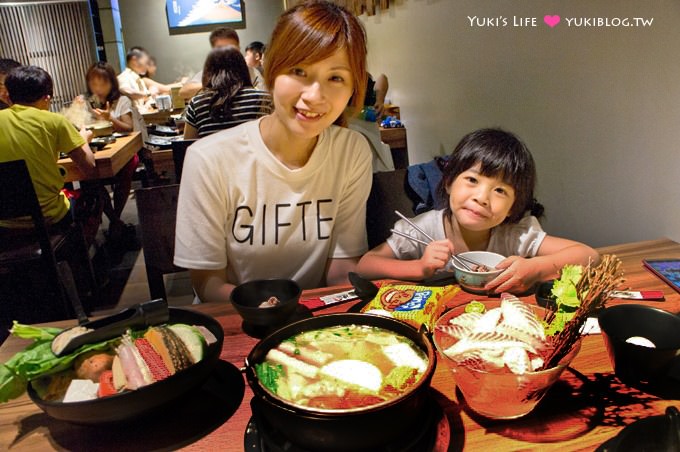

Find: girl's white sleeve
508;216;547;257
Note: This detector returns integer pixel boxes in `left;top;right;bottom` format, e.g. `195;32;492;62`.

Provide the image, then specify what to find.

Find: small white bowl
452;251;505;294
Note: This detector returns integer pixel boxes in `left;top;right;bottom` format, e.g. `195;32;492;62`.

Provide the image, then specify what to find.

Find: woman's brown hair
264;0;367;125
85;61;121;107
201;46;253;121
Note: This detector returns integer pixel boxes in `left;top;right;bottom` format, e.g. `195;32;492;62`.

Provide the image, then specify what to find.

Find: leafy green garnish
551;265;583;308
546;265;584;335
384;366;417;390
255;362;284;394
0;322;118;403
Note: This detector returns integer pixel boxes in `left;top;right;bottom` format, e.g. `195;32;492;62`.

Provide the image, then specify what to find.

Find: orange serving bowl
433;300;581;419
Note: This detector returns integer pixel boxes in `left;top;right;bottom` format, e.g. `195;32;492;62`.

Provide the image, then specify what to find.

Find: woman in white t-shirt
174;1;373;301
83;62;139;247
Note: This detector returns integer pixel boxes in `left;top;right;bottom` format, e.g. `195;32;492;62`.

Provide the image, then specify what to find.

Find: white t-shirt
174;118;373;289
117;68;148;108
111;96;133;124
387;209;546;260
87;95;139;131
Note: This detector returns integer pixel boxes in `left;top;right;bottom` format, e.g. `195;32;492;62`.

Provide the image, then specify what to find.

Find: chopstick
393;210;491;271
390;228;430;246
391;212;473;271
454;253;488;268
394;210;435;242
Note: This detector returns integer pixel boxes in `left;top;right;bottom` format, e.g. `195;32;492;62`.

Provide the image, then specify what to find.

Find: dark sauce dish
535;280;558;310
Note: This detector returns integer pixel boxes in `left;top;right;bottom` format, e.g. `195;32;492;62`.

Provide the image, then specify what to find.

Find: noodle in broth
255;325;428;410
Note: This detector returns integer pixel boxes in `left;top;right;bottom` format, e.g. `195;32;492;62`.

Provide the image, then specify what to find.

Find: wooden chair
135;184;185;300
366;169;418;249
170;139;196;183
0;159;92;323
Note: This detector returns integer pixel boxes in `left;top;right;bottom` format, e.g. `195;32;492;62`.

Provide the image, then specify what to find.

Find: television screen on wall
166;0;245;35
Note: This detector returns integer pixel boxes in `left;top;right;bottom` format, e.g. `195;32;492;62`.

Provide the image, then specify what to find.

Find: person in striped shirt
183;46;272;139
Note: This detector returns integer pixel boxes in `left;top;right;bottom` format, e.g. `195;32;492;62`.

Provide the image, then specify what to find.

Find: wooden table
380;126;408;169
57;133;142;183
142;108;184;126
1;238;679;451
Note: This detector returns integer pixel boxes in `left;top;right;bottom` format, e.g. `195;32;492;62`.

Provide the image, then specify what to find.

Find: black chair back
0;159;90;322
0;159;53;258
366;169;417;249
135;184;185;300
171;139;196;183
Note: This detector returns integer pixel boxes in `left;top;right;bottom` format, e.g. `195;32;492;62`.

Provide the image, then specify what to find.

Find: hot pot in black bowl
27;307;225;424
244;313;437;452
598;304;680;385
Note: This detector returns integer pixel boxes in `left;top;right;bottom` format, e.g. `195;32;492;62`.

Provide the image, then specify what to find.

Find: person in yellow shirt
0;58;21;110
0;65;96;232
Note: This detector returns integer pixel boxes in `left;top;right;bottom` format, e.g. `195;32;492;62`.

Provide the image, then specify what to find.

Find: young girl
357;128;599;294
183;46;272;139
174;1;372;302
84;62;139;247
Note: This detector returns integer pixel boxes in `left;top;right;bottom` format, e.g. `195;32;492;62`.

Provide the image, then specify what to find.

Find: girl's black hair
201;46;253;121
85;61;121;107
437;128;544;223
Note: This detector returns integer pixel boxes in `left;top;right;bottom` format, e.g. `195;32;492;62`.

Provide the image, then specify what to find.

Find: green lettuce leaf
0;323;119;403
9;321;62;341
546;265;584;335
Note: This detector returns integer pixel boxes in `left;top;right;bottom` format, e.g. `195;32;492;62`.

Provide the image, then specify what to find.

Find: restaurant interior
1;0;680;450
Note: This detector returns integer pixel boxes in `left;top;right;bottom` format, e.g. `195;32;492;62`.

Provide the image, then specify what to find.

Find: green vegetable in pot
255;362;284;394
0;322;118;403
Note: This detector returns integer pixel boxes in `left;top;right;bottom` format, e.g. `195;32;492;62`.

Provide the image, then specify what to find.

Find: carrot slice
98;370;117;398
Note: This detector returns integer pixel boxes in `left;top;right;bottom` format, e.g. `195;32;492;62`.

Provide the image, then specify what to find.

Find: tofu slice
383;343;427;373
320;360;383;392
63;379;99;403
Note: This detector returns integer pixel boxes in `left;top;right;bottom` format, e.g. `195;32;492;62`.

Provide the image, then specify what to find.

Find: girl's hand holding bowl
485;255;544;294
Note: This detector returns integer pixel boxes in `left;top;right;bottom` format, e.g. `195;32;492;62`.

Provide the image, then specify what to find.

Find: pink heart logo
544;15;560;27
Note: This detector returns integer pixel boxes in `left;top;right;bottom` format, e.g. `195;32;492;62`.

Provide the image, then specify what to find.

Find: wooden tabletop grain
57;132;142;183
1;238;679;451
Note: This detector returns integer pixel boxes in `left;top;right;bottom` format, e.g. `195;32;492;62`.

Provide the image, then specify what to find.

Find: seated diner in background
0;66;95;234
183;46;272;139
174;1;373;302
0;58;22;110
117;49;151;110
245;41;265;78
141;54;171;95
357;128;599;293
80;61;139;247
179;27;265;100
